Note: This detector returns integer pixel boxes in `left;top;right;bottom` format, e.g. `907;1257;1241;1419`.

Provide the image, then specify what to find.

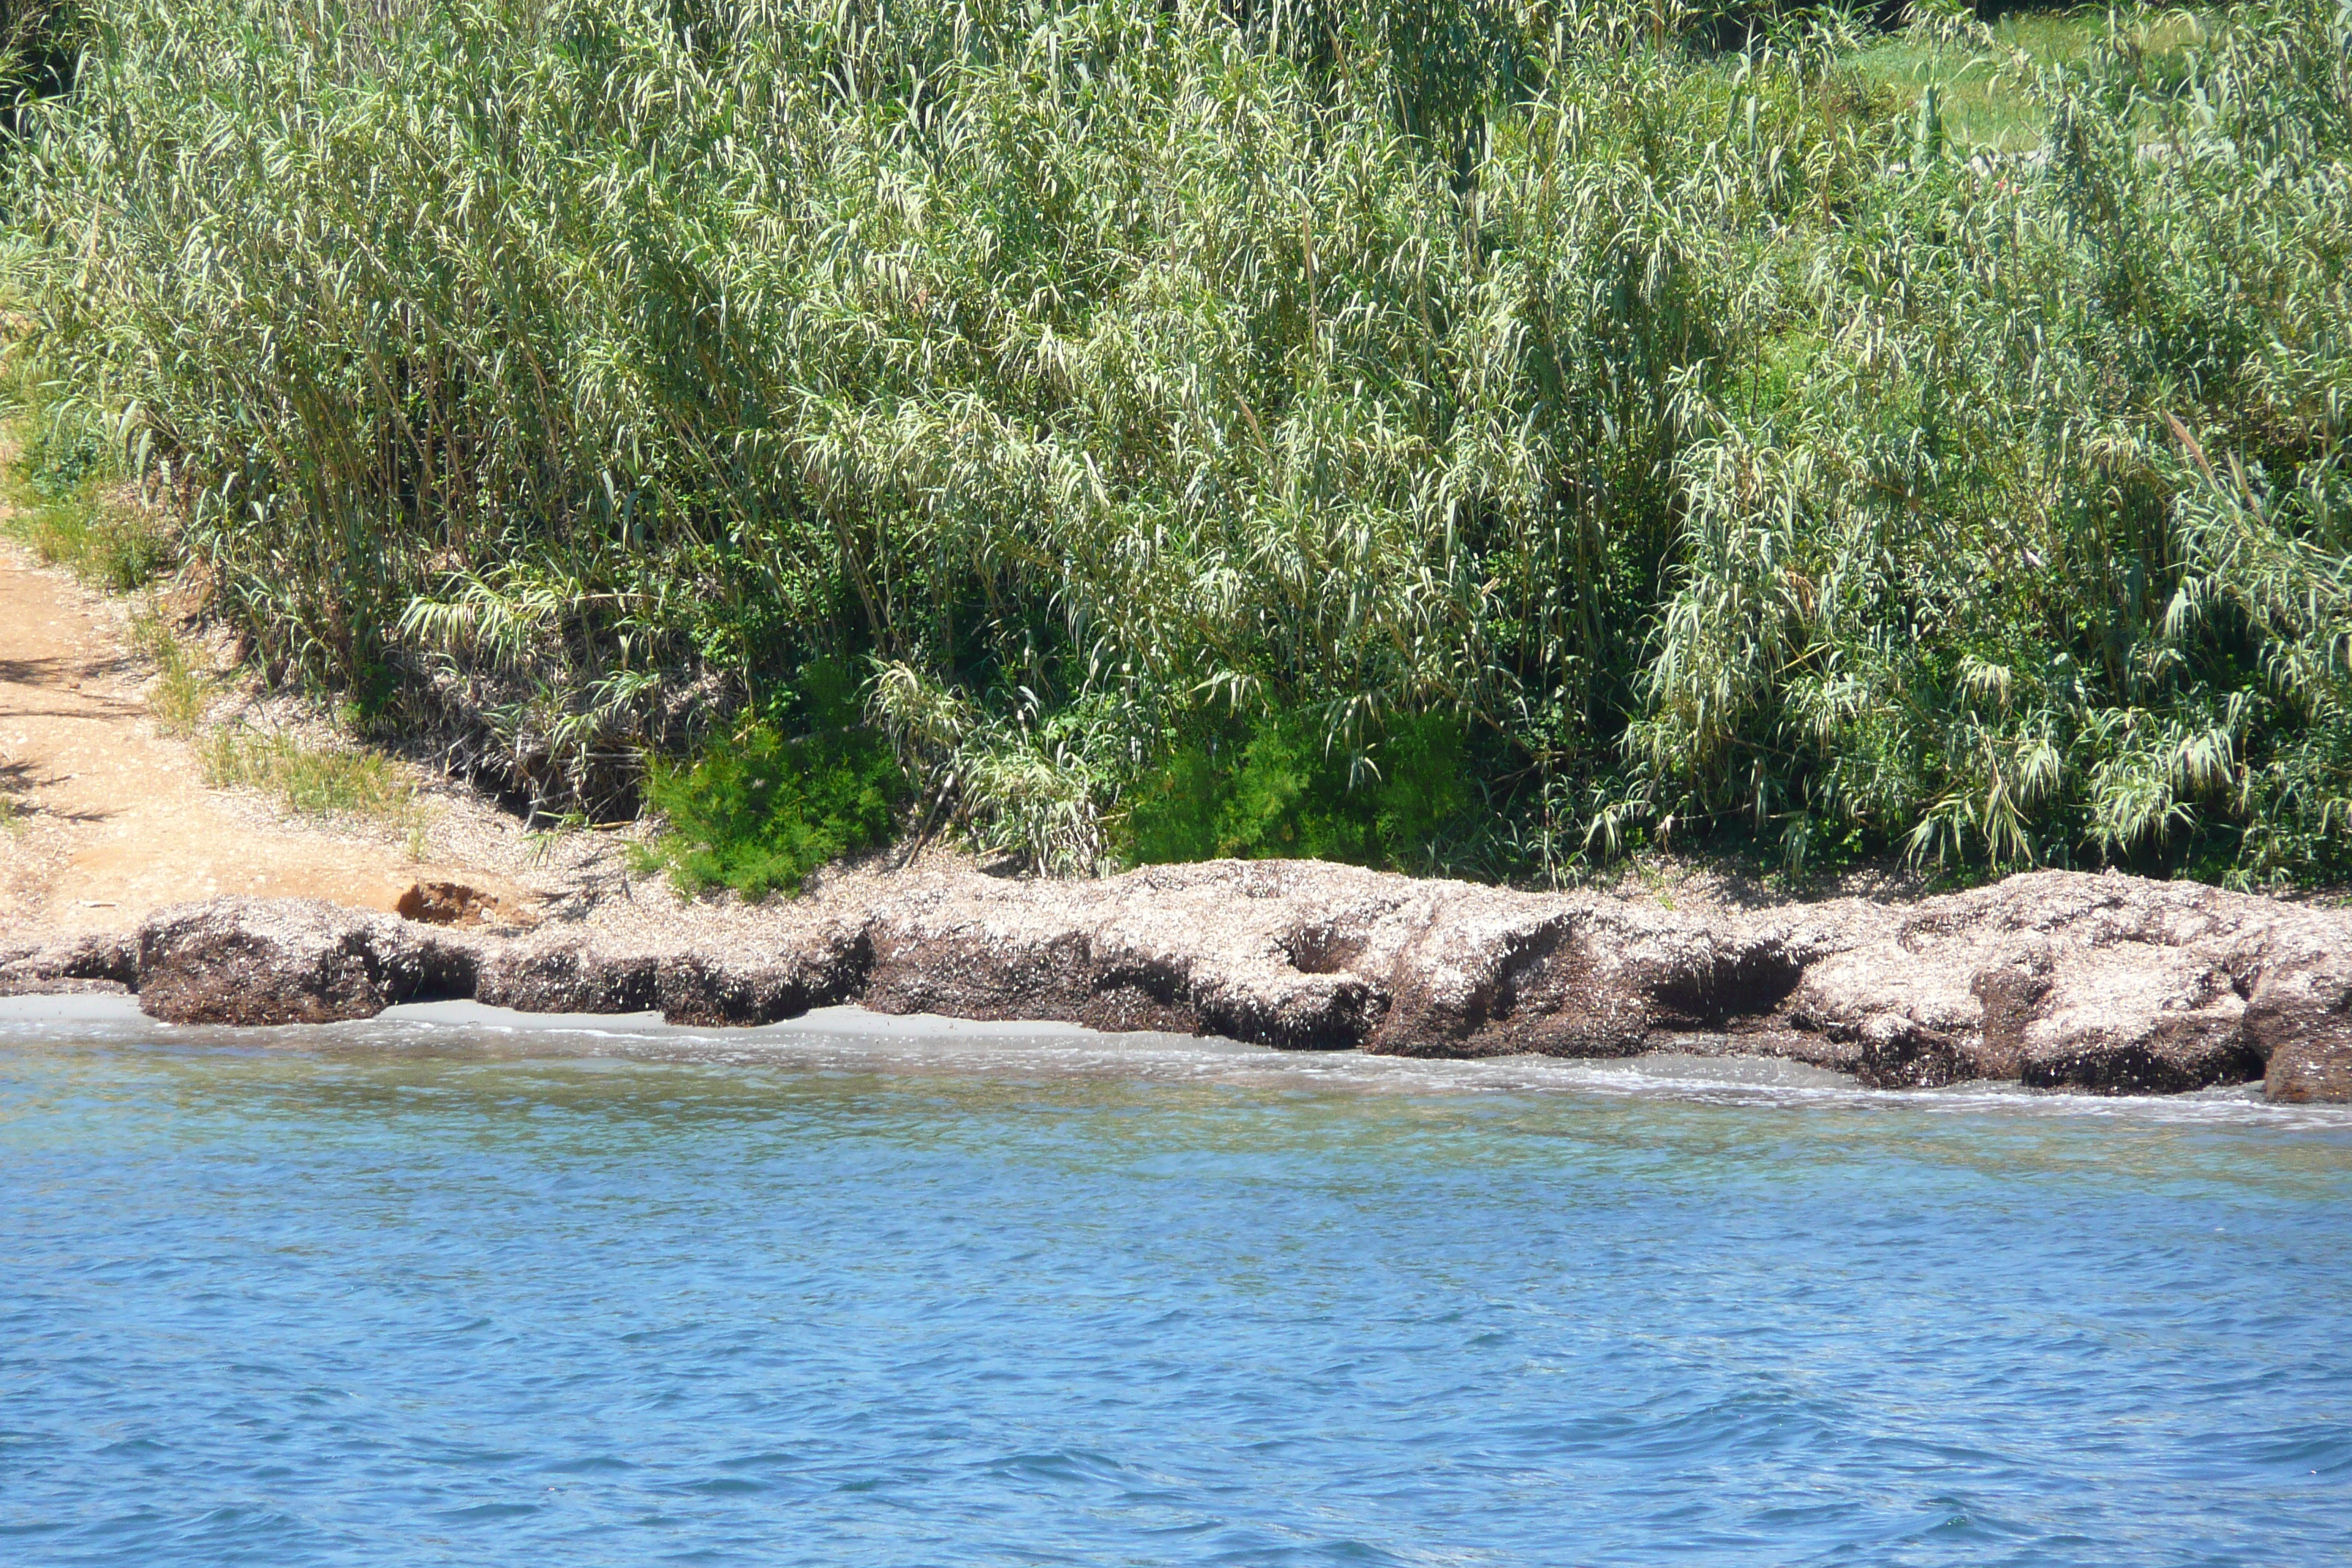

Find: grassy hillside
4;0;2347;892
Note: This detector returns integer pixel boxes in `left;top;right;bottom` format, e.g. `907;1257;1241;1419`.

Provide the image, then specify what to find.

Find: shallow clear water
4;998;2349;1567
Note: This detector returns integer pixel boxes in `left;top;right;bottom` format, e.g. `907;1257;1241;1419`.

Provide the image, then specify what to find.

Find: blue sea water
1;998;2348;1568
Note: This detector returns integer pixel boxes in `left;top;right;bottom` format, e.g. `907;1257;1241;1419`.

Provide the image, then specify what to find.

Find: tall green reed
8;0;2348;883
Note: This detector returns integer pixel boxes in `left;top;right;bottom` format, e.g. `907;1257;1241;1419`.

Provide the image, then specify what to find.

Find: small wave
4;993;2349;1128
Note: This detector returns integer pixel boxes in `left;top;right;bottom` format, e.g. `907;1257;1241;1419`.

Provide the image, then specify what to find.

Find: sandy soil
0;539;622;938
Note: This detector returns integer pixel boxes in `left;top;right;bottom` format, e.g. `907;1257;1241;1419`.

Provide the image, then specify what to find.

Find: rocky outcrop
0;928;139;995
466;921;874;1025
133;899;476;1025
1357;897;1812;1058
6;864;2349;1101
2244;961;2352;1104
472;938;660;1016
1782;872;2344;1096
654;925;872;1026
859;864;1391;1049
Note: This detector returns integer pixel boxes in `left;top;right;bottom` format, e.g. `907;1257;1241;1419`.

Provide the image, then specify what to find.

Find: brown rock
2265;1036;2352;1103
475;940;659;1014
1368;907;1637;1058
1380;879;1795;1057
864;919;1097;1024
13;862;2349;1103
0;929;138;994
859;863;1391;1049
1785;872;2322;1094
0;971;133;998
2250;964;2352;1104
655;927;870;1025
2013;946;2260;1094
1855;1016;1977;1089
2020;1011;2261;1094
396;880;502;927
1969;939;2054;1079
135;898;475;1024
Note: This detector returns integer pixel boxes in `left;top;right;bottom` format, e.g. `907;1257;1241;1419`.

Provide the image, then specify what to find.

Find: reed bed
6;0;2347;885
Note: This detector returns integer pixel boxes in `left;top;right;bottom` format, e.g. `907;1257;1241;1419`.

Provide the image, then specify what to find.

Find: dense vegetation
4;0;2348;893
638;658;905;897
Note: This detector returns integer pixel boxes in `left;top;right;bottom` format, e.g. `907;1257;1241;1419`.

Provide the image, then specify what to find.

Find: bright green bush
1124;709;1471;868
639;665;907;900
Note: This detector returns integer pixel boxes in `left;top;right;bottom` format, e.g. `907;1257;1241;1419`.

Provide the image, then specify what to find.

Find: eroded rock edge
4;863;2346;1102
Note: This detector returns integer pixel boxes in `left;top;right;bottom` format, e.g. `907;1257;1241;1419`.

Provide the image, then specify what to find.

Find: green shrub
1123;709;1471;869
18;417;108;500
639;665;908;900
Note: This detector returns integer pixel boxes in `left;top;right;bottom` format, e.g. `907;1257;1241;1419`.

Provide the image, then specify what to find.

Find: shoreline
4;489;2348;1108
4;859;2348;1104
15;992;2344;1131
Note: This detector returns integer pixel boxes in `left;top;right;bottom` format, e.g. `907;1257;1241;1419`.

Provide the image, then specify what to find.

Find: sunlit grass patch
203;725;427;839
1849;7;2211;151
4;481;177;591
126;603;214;736
1;417;177;591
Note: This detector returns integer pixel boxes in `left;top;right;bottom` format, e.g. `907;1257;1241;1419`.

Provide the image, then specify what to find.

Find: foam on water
5;991;2342;1127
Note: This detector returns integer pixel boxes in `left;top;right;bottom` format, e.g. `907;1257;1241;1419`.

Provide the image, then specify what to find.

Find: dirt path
0;541;535;937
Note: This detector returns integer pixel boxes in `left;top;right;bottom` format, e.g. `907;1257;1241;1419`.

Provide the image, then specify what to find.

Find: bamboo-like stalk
7;0;2348;881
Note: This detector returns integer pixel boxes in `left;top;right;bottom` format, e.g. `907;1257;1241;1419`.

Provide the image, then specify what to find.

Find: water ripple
1;1003;2347;1565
